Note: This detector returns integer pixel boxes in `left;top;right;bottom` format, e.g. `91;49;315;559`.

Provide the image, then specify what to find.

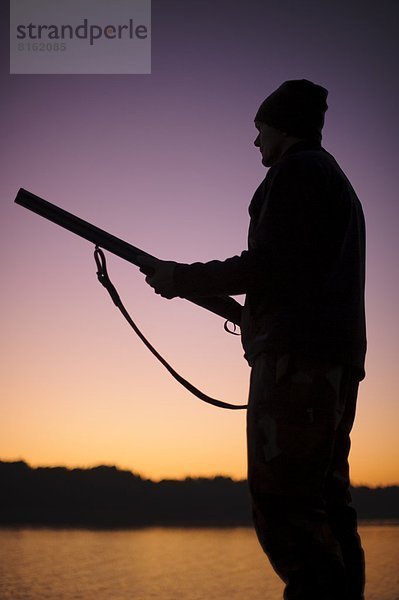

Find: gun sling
15;188;246;410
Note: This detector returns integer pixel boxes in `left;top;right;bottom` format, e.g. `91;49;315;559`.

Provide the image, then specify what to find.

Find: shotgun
14;188;242;325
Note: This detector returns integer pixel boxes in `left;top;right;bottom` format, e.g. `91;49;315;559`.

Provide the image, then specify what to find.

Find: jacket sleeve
174;250;258;298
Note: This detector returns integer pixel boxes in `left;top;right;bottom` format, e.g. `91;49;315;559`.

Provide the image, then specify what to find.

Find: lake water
0;524;398;599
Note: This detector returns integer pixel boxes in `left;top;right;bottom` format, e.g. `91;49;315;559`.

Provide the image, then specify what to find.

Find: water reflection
0;525;398;600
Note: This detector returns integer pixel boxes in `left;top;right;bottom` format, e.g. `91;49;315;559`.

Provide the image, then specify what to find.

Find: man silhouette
136;79;366;600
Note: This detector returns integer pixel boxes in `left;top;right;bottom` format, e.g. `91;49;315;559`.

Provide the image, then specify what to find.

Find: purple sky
1;0;398;484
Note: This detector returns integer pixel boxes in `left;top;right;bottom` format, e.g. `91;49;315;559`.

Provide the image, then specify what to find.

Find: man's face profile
254;121;288;167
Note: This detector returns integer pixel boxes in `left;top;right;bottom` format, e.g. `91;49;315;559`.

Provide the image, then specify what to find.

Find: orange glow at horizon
1;315;398;487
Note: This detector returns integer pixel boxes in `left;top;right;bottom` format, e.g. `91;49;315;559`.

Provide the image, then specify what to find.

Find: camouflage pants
247;352;365;600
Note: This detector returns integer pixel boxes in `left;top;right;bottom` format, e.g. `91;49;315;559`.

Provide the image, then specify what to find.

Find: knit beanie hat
255;79;328;141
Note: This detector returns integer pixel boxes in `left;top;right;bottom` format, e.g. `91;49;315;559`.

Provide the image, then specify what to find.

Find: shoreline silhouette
1;460;398;528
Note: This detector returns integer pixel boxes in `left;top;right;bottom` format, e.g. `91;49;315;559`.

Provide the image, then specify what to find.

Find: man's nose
254;134;260;147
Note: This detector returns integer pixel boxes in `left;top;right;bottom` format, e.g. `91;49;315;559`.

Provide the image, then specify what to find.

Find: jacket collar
282;139;323;158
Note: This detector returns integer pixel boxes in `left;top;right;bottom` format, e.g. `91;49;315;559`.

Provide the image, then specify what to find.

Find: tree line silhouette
1;461;398;527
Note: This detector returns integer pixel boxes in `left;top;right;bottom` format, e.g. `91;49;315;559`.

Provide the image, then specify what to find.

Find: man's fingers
136;254;159;276
137;256;177;299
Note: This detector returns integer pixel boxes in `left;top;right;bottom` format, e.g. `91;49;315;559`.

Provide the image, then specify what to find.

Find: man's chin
261;156;271;167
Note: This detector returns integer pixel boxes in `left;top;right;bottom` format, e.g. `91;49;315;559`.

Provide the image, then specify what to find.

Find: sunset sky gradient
1;0;398;485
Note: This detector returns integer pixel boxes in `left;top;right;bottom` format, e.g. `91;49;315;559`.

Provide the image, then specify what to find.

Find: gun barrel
14;187;242;325
14;188;154;265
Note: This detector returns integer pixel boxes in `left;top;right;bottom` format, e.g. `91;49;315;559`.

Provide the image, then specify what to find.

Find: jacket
174;140;367;379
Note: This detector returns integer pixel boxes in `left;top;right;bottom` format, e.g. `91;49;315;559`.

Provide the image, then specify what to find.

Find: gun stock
14;188;242;326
